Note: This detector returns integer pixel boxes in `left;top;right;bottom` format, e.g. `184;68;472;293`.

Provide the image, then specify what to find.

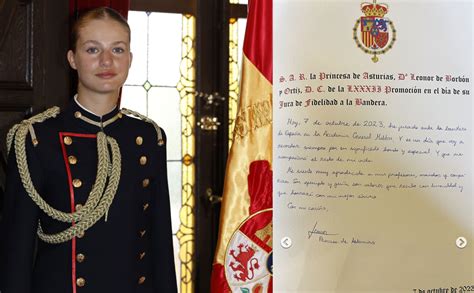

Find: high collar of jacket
64;99;122;132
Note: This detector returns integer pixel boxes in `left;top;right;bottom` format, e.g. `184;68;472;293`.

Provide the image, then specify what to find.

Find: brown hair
70;7;131;52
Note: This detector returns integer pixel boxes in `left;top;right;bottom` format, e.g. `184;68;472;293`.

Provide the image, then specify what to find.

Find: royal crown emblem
353;0;396;62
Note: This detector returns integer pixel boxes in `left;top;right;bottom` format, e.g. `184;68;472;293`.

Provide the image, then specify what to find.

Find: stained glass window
122;11;196;293
123;4;247;291
229;15;247;146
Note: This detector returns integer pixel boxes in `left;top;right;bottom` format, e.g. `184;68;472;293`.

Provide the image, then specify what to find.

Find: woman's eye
113;47;125;53
86;47;98;54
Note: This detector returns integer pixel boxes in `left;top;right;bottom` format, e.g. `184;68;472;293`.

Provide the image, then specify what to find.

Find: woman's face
67;18;132;97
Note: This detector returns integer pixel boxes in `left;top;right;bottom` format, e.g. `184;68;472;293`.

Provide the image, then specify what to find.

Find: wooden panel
0;0;33;90
0;0;70;220
130;0;196;14
229;3;247;19
34;0;71;110
0;89;33;108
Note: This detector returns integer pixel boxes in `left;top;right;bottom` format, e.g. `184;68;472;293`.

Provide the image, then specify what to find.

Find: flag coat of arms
210;0;273;292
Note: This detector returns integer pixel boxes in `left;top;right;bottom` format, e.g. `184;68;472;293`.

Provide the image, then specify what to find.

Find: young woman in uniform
0;7;177;292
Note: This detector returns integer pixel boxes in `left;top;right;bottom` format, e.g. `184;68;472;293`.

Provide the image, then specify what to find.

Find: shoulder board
7;106;61;154
120;108;165;146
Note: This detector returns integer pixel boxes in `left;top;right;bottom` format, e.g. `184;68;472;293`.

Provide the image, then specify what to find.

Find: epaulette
6;106;60;155
120;108;165;146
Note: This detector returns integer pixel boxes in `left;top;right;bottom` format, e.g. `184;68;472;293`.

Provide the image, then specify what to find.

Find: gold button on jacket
68;155;78;165
76;277;86;287
72;179;82;188
138;276;146;285
64;136;73;145
76;253;85;263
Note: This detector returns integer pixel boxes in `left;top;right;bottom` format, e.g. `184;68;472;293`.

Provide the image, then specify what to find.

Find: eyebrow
81;40;128;46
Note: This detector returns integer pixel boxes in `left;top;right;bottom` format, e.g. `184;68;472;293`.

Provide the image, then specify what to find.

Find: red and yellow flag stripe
211;0;273;291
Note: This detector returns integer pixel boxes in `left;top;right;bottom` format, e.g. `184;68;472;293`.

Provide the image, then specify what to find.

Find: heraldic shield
361;17;389;49
354;1;396;62
220;160;273;292
224;209;273;293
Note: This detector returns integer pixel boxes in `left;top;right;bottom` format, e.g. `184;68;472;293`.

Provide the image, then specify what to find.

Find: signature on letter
307;221;339;239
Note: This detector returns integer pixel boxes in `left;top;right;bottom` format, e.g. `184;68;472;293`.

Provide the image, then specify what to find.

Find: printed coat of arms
354;1;396;62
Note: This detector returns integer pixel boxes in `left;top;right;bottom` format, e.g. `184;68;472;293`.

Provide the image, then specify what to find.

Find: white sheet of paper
273;1;473;292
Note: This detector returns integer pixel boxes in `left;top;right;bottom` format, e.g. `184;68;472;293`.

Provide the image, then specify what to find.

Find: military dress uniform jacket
0;101;177;293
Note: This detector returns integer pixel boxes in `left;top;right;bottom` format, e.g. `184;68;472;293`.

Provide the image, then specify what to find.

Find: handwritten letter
274;1;473;292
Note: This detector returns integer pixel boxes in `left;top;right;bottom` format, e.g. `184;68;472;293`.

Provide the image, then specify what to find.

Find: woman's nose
99;50;113;67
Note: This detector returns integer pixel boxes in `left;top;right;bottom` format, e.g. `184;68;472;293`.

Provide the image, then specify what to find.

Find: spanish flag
210;0;273;291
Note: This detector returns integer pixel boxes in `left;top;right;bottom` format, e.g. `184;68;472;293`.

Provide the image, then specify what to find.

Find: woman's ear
129;52;133;68
67;50;77;70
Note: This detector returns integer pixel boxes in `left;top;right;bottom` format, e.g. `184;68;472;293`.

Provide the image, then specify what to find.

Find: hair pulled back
70;7;130;52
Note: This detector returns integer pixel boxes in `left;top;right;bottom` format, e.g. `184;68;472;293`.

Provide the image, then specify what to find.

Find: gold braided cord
14;127;112;223
121;108;164;146
7;107;60;155
37;135;121;244
78;112;121;128
8;107;123;244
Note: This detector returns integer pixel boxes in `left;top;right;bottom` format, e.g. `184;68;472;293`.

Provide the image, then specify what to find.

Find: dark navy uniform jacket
0;100;177;293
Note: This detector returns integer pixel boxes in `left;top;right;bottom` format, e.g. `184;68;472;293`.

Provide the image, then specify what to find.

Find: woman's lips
96;72;117;79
